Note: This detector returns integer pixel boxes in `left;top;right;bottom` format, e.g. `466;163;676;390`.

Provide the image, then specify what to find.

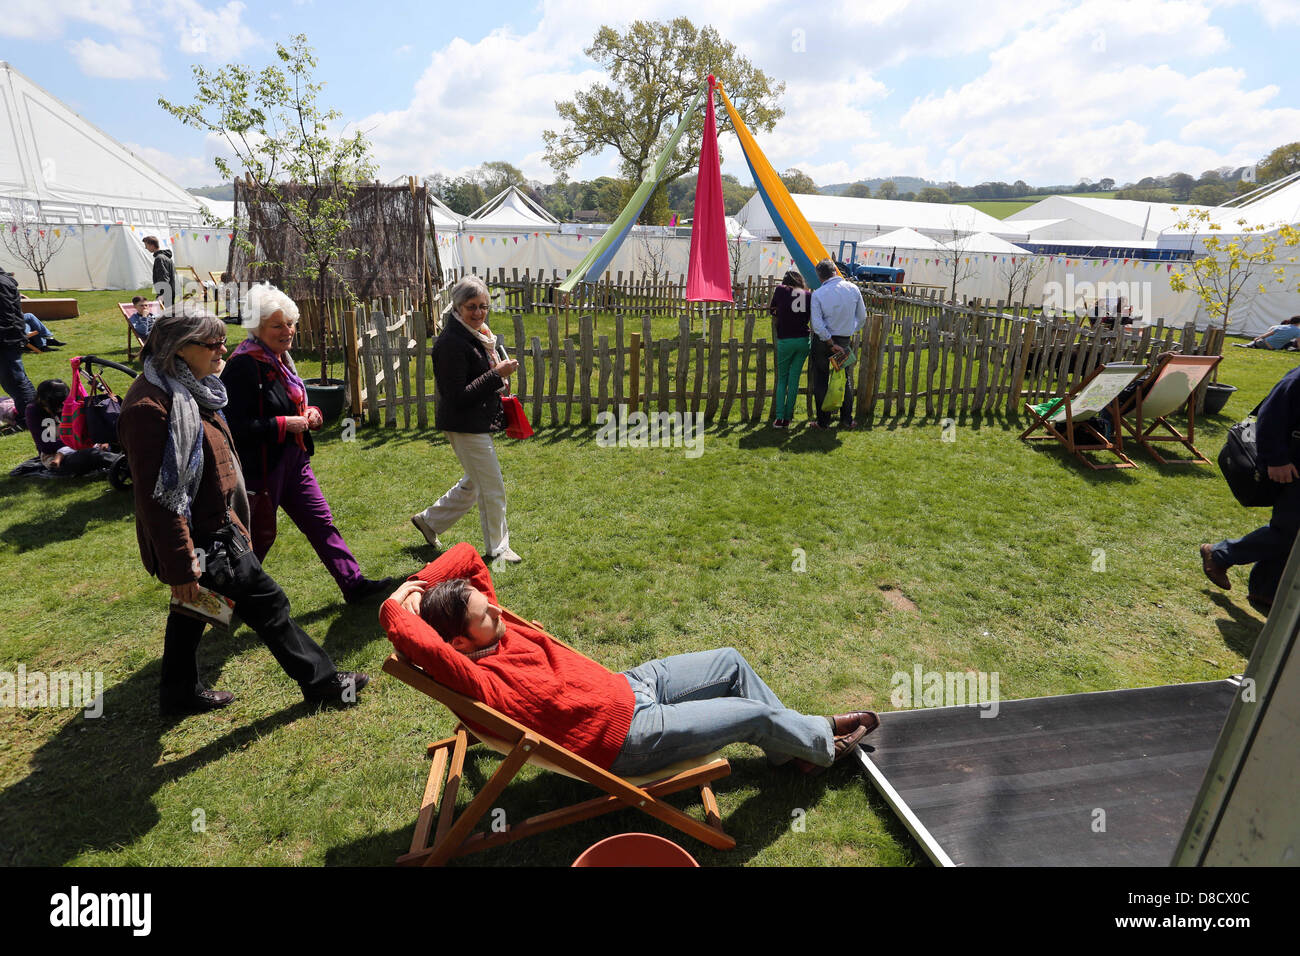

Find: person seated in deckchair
382;548;877;778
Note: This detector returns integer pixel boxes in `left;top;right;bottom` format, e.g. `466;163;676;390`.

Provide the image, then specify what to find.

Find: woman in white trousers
411;276;522;563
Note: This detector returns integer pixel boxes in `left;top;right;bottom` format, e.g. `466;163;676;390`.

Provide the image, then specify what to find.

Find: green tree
844;182;871;199
543;18;784;224
916;187;950;203
877;180;898;200
1256;142;1300;185
1190;183;1231;206
1169;209;1300;333
779;168;819;195
478;160;530;199
160;33;374;384
1169;172;1196;202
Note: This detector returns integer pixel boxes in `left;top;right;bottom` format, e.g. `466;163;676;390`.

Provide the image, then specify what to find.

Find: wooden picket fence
344;284;1225;427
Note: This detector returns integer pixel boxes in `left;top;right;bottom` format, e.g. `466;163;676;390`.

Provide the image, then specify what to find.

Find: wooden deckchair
383;607;735;867
1118;354;1221;464
117;301;161;360
1019;362;1147;470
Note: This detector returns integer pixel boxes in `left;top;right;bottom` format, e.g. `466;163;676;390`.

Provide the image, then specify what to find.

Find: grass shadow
0;647;324;865
1205;591;1264;658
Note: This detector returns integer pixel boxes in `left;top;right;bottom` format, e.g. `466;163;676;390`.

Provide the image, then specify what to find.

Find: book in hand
169;585;236;628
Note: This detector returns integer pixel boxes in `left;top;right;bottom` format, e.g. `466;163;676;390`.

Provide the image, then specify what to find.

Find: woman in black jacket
221;283;397;604
410;276;521;562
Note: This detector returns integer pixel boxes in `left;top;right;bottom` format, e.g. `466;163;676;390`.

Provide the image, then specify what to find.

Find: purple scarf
232;335;307;411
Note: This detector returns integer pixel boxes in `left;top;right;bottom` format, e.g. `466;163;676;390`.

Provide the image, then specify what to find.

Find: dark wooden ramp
858;680;1238;866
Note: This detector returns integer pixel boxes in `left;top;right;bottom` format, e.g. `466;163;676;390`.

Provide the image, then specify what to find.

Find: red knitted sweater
379;543;635;769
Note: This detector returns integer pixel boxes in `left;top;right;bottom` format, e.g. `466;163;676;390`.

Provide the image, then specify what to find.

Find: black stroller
64;355;136;490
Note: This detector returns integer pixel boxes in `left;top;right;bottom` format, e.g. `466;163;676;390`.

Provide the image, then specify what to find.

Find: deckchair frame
1119;354;1222;465
117;301;159;361
383;609;735;866
1019;362;1142;470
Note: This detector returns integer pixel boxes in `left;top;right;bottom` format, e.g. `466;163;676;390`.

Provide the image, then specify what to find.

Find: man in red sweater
380;543;877;776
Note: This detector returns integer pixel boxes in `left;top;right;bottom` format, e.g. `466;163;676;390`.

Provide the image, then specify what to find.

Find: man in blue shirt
1202;363;1300;612
1236;315;1300;350
809;259;867;428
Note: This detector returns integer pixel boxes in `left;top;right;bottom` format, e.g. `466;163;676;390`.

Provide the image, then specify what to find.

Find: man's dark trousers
160;526;336;707
809;334;855;427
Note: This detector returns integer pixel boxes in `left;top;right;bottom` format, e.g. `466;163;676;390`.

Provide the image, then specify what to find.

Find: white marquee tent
736;192;1010;248
0;60;229;290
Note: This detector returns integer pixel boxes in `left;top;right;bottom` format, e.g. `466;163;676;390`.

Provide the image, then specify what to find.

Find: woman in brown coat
117;302;368;715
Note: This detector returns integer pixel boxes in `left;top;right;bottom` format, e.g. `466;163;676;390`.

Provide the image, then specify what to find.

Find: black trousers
809;335;855;427
52;447;119;477
160;526;336;706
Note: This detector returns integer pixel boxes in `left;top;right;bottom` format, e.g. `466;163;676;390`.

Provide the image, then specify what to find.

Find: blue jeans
609;647;835;776
23;313;53;347
1212;479;1300;599
0;346;36;423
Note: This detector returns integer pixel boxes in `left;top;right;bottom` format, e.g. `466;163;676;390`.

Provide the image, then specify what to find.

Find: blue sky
4;0;1298;190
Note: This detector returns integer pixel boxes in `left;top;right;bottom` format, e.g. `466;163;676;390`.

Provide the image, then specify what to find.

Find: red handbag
501;395;533;439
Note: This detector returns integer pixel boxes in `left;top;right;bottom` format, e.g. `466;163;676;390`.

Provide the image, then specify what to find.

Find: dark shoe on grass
344;576;402;605
829;711;879;736
160;689;235;716
304;671;370;706
1200;544;1231;590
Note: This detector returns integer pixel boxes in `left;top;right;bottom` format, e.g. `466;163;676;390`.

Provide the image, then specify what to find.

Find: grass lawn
0;290;1292;866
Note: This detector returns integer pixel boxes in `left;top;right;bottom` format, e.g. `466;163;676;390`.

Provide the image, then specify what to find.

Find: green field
1;289;1290;866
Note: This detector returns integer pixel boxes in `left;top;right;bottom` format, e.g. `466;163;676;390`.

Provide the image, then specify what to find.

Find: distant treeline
187;141;1299;220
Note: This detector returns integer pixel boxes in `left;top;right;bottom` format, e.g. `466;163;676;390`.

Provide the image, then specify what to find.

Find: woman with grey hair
221;282;399;603
118;301;368;715
411;276;522;562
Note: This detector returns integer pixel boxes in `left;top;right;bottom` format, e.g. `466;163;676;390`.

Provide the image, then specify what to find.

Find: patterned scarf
142;356;228;516
231;335;308;448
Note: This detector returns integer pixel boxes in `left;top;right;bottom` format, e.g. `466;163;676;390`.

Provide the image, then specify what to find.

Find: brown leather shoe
1200;544;1231;590
829;711;880;736
792;724;869;775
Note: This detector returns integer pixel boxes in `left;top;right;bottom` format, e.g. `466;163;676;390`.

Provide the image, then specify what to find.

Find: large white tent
736;192;1009;248
0;60;229;289
1005;195;1217;242
464;186;560;232
861;227;946;250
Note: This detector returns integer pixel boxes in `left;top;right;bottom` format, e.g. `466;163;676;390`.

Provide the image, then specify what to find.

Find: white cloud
892;0;1296;183
69;38;165;80
0;0;139;40
172;0;260;59
125;131;236;186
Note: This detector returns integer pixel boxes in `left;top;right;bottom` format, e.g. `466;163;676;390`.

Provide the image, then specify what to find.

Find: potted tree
161;33;373;422
1170;209;1300;415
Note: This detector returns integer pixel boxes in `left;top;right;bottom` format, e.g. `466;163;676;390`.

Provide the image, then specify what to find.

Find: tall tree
160;33;374;385
876;180;898;200
844;183;871;199
543;18;784;223
779;168;819;195
1256;142;1300;185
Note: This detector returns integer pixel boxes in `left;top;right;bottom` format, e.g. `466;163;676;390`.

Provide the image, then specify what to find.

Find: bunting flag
558;84;706;293
716;81;832;289
686;75;732;303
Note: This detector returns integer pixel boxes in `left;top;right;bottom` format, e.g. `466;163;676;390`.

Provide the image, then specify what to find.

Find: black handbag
1218;401;1300;508
1219;417;1281;508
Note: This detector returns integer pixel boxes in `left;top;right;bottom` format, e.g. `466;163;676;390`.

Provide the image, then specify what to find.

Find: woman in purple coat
220;283;397;604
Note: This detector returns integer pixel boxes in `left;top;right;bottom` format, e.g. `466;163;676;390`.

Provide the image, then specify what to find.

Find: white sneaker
489;546;522;565
410;513;442;549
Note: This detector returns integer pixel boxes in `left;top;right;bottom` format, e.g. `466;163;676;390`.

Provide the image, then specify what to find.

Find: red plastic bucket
572;833;700;867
